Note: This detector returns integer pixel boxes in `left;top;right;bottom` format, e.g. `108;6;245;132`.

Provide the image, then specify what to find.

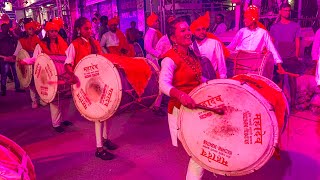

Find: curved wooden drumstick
195;104;225;115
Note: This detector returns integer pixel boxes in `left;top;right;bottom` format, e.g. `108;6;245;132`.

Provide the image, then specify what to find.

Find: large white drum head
34;54;60;103
72;54;122;121
15;49;32;88
178;79;279;176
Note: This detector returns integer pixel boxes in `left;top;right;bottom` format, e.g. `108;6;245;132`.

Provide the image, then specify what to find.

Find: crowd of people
0;2;318;179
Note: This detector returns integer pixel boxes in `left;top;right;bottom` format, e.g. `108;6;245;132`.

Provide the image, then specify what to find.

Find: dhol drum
200;56;216;80
178;74;288;176
227;50;274;79
133;42;144;57
34;53;72;103
15;49;33;88
0;134;35;180
72;54;160;121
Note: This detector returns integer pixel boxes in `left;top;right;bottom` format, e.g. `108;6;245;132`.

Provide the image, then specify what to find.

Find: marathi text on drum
198;95;223;107
243;112;264;145
84;64;99;78
76;88;92;109
40;86;48;96
200;148;229;167
34;63;41;78
45;64;54;78
100;84;113;107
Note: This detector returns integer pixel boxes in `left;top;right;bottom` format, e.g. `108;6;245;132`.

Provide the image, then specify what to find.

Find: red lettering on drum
243;112;265;145
45;64;53;78
99;85;113;107
200;148;228;167
40;86;48;96
83;64;100;78
76;88;92;110
34;64;42;78
253;114;265;144
198;95;223;107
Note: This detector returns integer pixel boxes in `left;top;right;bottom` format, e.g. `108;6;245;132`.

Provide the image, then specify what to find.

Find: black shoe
95;149;115;160
62;121;73;126
15;89;25;93
103;139;118;150
54;126;65;133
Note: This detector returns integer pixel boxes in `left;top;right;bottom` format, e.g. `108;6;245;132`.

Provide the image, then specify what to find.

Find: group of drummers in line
1;2;311;179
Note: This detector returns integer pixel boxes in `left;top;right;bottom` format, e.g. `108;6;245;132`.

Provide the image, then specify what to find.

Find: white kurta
155;35;171;57
212;23;227;35
13;41;22;57
312;28;320;61
144;28;161;61
193;38;227;79
227;27;282;64
100;31;120;47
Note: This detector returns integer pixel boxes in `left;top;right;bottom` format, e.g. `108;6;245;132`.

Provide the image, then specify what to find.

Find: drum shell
72;55;160;121
0;134;35;180
178;79;279;176
15;49;33;88
34;54;71;103
227;51;274;79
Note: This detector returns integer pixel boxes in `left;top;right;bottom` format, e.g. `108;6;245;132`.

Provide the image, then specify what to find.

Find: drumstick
47;80;66;85
195;104;225;115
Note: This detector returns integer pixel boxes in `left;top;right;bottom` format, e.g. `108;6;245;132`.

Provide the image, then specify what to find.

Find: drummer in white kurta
227;5;284;71
145;12;166;116
20;22;72;133
190;12;227;79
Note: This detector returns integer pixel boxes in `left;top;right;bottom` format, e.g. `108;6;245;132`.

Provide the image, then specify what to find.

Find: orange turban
45;22;60;31
147;12;159;27
52;17;64;29
24;21;37;30
108;17;120;26
190;11;210;33
244;5;260;22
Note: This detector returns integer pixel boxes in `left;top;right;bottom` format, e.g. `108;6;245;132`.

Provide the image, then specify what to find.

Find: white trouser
49;102;61;127
49;98;71;127
95;121;108;148
29;85;38;103
168;107;204;180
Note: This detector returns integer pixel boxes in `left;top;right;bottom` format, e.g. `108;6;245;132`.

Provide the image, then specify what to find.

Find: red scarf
19;35;41;52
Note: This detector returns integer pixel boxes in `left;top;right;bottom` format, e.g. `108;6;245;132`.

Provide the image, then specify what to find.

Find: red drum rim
178;79;279;176
15;49;32;88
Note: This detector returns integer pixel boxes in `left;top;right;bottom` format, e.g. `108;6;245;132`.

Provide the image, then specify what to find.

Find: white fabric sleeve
159;57;176;96
264;32;282;64
213;41;227;79
100;33;107;48
144;30;161;58
13;41;22;56
64;43;76;66
227;30;241;51
312;29;320;60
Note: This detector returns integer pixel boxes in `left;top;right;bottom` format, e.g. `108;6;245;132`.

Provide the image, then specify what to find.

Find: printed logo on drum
76;88;92;110
100;84;113;108
40;86;48;96
243;112;265;145
200;140;230;167
45;64;54;78
34;64;42;79
84;64;99;78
